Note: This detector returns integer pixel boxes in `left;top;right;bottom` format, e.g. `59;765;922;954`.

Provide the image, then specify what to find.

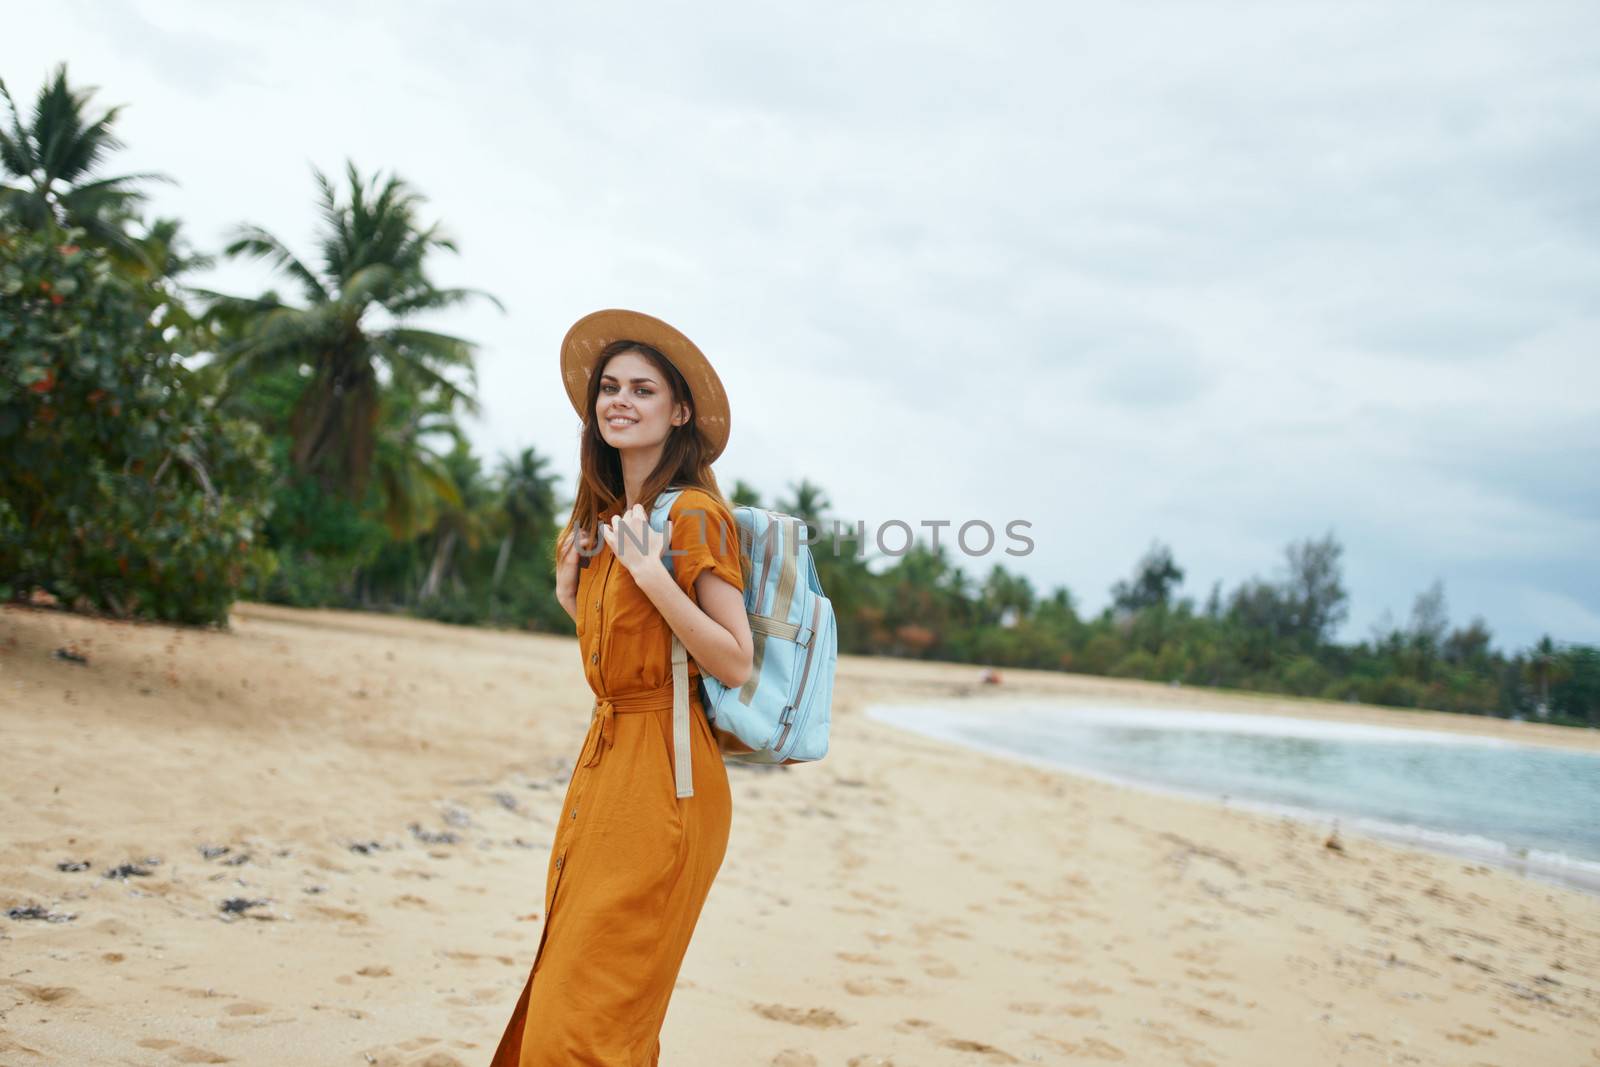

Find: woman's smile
594;349;691;448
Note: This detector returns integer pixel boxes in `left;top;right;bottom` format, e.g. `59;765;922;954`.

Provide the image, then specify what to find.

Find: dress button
590;652;598;664
570;807;578;820
554;855;563;870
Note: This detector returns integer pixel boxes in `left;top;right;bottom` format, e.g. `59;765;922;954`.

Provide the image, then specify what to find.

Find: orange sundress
490;487;744;1066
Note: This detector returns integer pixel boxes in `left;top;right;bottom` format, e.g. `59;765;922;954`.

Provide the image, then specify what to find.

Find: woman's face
595;349;690;453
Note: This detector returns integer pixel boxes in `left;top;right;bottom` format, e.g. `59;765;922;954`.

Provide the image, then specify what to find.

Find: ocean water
865;700;1600;895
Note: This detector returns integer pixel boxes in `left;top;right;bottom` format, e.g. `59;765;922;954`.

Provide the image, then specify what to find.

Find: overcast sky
9;1;1598;649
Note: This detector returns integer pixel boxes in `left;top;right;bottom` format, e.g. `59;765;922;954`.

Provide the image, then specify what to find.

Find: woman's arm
634;565;754;688
553;527;586;625
556;591;578;624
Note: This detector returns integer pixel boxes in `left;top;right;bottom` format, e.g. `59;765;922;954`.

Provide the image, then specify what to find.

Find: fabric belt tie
581;635;696;798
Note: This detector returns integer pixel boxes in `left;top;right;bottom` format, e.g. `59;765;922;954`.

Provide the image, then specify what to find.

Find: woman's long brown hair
555;340;732;567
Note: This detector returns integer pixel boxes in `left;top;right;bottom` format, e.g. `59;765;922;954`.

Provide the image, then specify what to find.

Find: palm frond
187;286;288;316
0;76;35;178
372;328;482;414
380;358;480;419
222;224;329;304
58;170;175;196
340;262;400;308
59;102;130;180
76;214;154;269
376;326;480;366
419;461;464;510
386;283;506;316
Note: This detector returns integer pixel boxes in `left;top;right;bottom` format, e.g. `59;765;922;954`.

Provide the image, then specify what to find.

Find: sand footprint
835;950;890;966
1133;1018;1211;1057
1;980;75;1004
1058;978;1114;996
751;1003;852;1029
1015;1000;1102;1020
440;949;516;967
1163;996;1247;1030
1041;1035;1128;1061
395;1035;446;1052
0;1036;44;1061
1195;986;1242;1006
890;1014;1023;1063
848;888;901;909
843;975;910;996
358;1041;461;1066
1443;1023;1497;1046
217;1001;282;1034
910;917;973;946
135;1039;232;1064
939;1037;1020;1062
311;904;369;925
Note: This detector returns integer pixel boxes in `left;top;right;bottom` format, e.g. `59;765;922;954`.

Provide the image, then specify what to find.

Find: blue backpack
647;487;836;797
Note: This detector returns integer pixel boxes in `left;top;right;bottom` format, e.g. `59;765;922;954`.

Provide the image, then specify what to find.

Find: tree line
2;65;1595;728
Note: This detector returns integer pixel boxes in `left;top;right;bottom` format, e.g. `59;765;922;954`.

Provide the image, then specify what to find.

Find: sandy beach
2;601;1597;1067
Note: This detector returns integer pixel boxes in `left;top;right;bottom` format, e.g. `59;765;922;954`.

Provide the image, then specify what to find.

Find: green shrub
0;227;273;624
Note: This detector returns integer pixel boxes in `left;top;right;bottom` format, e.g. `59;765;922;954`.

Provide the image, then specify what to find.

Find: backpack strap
670;633;693;798
648;487;693;798
647;486;687;575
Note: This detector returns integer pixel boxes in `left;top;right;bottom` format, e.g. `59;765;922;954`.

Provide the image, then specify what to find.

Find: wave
993;699;1586;750
865;700;1600;897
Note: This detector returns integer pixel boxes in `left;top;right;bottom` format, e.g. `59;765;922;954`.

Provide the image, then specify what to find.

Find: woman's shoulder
668;485;734;520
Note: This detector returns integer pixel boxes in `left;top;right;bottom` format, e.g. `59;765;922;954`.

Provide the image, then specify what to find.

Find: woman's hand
599;503;671;578
555;526;591;619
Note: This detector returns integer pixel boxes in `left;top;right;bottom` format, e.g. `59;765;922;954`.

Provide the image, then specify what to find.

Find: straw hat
560;309;731;462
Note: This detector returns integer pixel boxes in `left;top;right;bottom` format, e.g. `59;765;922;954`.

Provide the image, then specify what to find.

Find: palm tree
1110;540;1185;614
196;161;502;500
881;541;959;656
778;479;831;547
980;565;1036;628
130;216;213;281
729;479;763;508
492;447;558;593
128;216;215;340
0;64;170;265
370;387;464;542
1530;635;1558;718
418;442;493;602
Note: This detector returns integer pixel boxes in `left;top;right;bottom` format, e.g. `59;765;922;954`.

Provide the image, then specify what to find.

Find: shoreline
898;670;1600;755
865;698;1600;899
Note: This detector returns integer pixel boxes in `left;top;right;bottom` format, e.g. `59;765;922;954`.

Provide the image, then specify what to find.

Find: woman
490;309;754;1066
